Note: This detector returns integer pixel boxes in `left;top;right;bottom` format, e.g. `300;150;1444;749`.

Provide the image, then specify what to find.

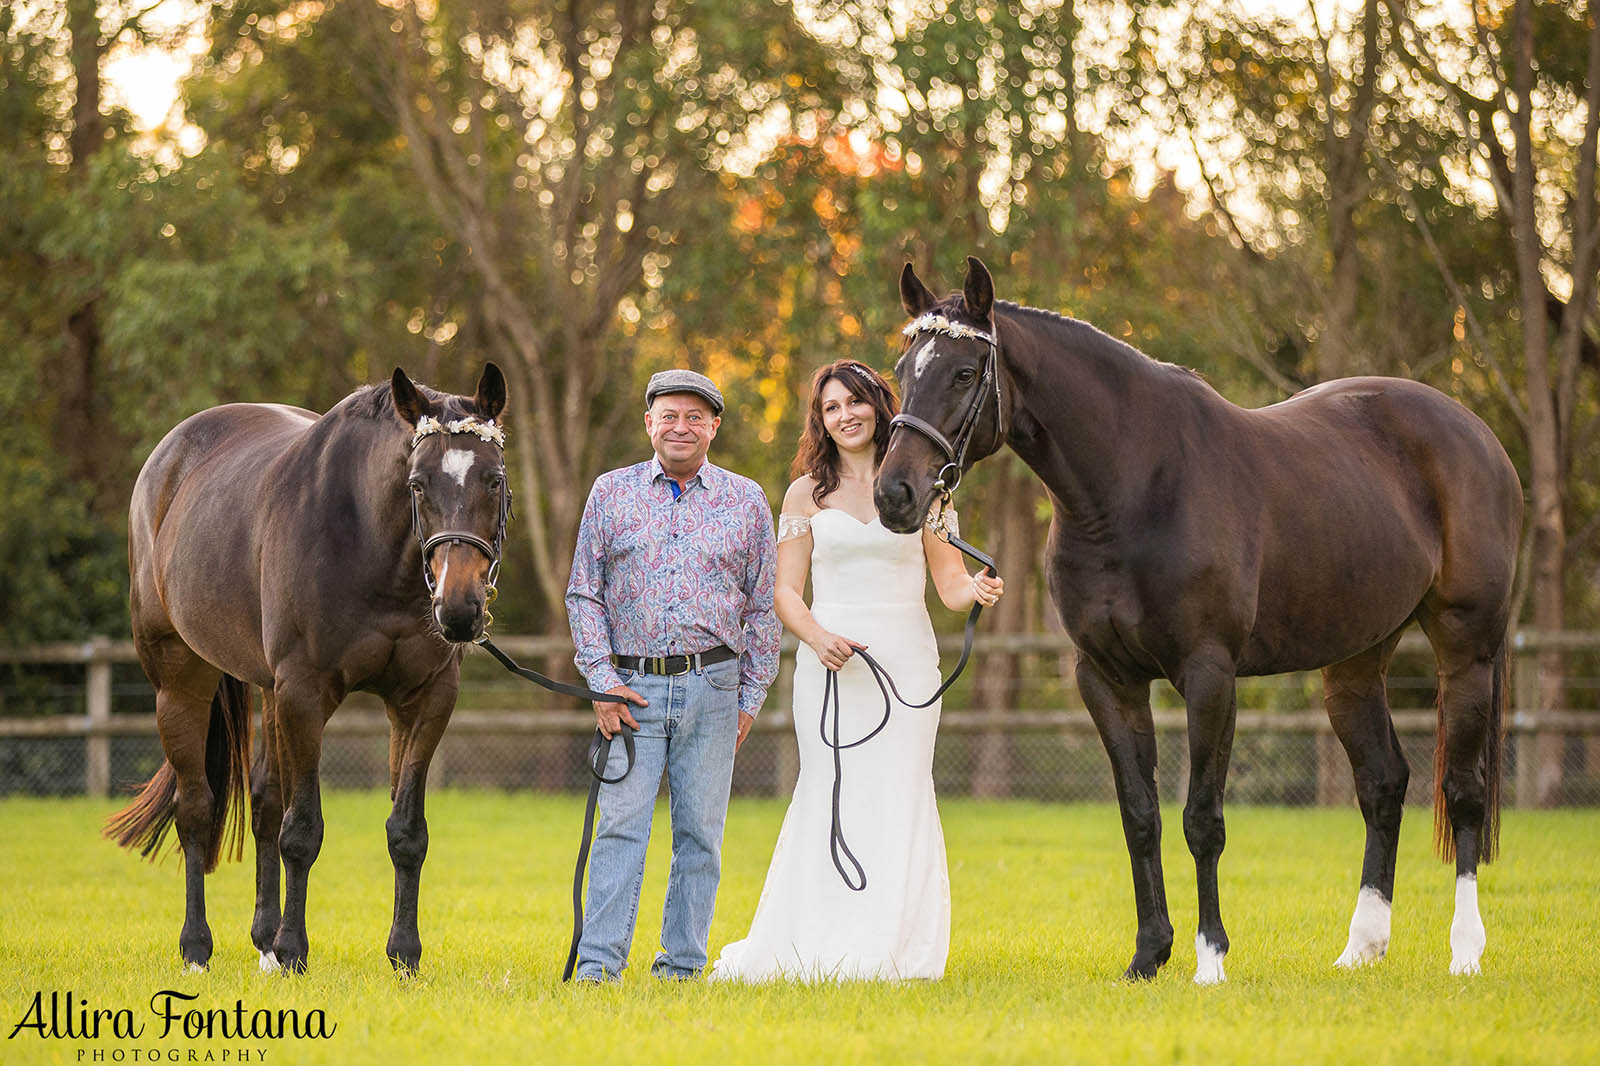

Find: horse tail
1432;641;1506;864
105;675;253;872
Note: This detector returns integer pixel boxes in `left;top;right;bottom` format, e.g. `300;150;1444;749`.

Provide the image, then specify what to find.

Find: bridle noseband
888;313;1005;497
407;415;513;600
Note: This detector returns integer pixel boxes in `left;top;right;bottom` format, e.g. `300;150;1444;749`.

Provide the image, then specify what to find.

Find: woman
711;360;1004;982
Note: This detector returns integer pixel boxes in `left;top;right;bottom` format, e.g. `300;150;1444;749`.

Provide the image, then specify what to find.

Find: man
565;369;780;982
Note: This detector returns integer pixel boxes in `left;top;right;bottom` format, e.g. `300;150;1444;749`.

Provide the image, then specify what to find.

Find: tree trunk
1507;0;1567;806
55;0;114;513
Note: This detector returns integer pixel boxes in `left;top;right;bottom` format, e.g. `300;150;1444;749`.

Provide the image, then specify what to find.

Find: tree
1389;0;1600;803
343;0;846;628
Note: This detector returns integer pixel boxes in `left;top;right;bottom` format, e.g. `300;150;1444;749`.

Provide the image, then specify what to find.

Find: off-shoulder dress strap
778;512;813;543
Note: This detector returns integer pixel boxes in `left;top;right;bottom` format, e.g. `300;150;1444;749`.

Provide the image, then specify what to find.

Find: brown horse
106;365;511;974
875;258;1522;983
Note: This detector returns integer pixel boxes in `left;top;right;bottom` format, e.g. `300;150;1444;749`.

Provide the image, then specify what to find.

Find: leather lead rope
562;727;635;981
822;527;997;891
472;636;633;981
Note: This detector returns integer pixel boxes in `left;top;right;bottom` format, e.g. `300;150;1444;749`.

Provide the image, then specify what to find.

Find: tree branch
1382;158;1530;428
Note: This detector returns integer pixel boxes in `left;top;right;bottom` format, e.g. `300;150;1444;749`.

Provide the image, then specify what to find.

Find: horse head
875;256;1009;534
391;363;511;644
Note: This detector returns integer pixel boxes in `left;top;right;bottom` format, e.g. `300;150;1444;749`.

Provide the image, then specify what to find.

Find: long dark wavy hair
791;359;901;506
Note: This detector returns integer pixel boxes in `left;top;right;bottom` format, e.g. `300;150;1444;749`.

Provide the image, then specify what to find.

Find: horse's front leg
1176;648;1238;985
1077;655;1172;980
250;688;285;971
384;683;457;973
270;677;334;974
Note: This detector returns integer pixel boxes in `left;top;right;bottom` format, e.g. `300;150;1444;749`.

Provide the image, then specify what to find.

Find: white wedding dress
711;508;950;981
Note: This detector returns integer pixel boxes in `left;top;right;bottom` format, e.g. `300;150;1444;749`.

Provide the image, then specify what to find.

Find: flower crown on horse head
410;414;506;450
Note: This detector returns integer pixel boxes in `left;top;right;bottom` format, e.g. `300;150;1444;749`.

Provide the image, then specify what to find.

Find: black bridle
409;477;512;599
887;315;1005;497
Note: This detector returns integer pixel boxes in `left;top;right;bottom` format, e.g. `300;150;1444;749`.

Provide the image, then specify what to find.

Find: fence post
86;636;112;799
1513;635;1537;808
773;647;798;796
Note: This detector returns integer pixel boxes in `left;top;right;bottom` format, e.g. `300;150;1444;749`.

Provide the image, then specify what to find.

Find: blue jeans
573;657;741;980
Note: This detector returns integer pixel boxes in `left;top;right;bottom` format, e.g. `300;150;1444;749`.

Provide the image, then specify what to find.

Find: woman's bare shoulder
781;476;820;515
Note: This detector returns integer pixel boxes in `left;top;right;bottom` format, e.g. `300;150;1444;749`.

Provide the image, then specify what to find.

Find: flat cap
645;369;724;415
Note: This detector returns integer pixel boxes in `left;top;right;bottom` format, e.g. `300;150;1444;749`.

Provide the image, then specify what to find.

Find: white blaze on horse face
1335;886;1391;968
1194;933;1227;985
431;549;451;626
913;339;942;379
441;447;476;486
1449;874;1486;975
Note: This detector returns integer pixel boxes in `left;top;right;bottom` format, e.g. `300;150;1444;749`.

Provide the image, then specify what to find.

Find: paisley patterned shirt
566;456;780;716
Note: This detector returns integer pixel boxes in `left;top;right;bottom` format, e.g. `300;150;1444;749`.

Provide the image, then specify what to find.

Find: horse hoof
1122;959;1160;982
388;952;422;976
258;951;281;974
1193;935;1227;985
387;933;422;975
272;947;308;975
1449;875;1485;977
184;961;208;975
1335;887;1390;969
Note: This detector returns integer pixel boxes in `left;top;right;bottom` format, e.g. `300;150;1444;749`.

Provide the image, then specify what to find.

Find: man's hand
736;711;755;752
594;685;646;738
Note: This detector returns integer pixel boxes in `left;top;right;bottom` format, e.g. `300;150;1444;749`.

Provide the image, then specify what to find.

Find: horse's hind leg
1077;655;1173;980
1420;608;1507;977
1175;648;1238;985
250;687;284;971
1324;635;1409;968
150;649;225;969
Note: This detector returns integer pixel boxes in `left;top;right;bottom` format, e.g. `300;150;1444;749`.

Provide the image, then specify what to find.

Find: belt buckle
668;654;692;676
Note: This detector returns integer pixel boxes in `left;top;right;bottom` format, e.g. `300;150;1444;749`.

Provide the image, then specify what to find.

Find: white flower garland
902;313;995;345
411;414;507;449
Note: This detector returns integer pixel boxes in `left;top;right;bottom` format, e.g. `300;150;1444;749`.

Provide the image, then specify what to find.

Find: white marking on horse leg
913;341;942;378
1334;886;1391;968
1193;933;1227;985
440;448;476;486
259;951;280;974
1449;874;1485;975
185;962;207;975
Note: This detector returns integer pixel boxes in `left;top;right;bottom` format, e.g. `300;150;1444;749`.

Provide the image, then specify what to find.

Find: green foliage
0;457;127;643
2;0;1597;645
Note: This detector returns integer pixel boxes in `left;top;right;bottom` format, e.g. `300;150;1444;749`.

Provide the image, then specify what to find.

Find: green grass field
1;792;1596;1065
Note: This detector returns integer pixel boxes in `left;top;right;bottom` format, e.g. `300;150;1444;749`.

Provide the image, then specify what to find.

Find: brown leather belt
611;645;737;676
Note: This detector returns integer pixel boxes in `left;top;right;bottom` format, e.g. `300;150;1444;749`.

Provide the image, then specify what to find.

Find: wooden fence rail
4;633;1599;802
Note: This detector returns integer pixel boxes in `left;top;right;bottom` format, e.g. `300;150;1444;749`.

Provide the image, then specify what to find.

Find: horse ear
963;256;994;322
900;262;938;317
474;362;507;422
392;367;428;427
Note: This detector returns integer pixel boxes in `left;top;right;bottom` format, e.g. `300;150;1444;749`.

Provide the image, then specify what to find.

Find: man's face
645;392;720;471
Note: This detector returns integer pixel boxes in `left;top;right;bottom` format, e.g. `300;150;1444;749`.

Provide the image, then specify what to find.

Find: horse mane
991;300;1207;386
346;381;480;423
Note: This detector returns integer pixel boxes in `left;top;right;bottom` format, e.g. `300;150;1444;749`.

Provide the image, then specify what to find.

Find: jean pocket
703;660;740;691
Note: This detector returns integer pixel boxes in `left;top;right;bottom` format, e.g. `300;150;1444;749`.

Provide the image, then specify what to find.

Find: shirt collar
648;455;722;497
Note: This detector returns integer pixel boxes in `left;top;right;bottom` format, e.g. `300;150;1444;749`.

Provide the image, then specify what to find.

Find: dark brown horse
106;365;511;974
875;258;1521;983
